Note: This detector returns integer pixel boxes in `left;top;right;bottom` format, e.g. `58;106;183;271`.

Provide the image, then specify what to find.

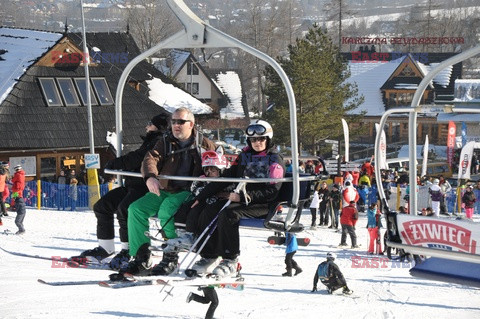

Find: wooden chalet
0;27;208;182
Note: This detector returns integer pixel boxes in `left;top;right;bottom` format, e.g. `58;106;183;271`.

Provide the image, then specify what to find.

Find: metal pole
80;0;94;154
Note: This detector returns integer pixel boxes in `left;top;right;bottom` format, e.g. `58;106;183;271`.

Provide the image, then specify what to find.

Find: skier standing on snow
192;120;284;278
72;113;167;270
366;203;382;255
339;201;359;248
311;252;352;295
0;162;8;223
318;181;330;226
282;232;302;276
329;184;341;229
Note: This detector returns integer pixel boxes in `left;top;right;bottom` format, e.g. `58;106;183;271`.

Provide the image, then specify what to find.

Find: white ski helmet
201;150;228;170
327;252;336;260
245;120;273;139
433;178;440;185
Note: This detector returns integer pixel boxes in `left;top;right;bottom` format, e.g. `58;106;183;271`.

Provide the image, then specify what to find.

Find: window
187;62;199;75
39;78;63;106
91;78;114;105
74;78;98;106
57;78;81;106
186;82;199;95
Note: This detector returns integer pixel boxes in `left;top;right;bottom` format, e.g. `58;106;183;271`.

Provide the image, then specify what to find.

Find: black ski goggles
246;124;267;136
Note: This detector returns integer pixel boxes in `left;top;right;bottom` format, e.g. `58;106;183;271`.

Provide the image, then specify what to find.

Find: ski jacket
142;129;215;193
361;162;374;177
340;203;358;226
330;190;341;210
57;175;67;190
313;261;345;287
342;186;359;206
309;191;321;209
11;170;25;197
462;191;476;208
285;232;298;253
351;171;360;186
429;184;442;202
366;208;382;228
318;187;330;203
358;175;371;187
110;130;163;188
195;144;285;205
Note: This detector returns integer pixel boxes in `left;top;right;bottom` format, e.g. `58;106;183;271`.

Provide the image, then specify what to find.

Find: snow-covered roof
346;58;402;116
347;54;455;116
153;50;190;77
214;71;244;119
453;79;480;102
146;77;212;114
0;27;62;104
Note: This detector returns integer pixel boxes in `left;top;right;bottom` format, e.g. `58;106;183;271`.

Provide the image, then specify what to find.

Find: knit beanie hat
150;113;168;131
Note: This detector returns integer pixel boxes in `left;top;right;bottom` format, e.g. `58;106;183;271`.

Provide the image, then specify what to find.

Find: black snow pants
93;184;148;242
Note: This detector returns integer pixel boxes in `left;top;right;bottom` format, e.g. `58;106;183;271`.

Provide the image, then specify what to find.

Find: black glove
104;160;114;170
311;286;317;292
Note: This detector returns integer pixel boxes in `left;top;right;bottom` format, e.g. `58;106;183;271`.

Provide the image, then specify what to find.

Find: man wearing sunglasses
193;120;285;278
71;113;168;269
115;107;215;278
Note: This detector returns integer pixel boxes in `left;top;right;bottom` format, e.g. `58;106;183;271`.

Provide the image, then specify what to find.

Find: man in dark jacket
118;107;216;277
72;113;168;269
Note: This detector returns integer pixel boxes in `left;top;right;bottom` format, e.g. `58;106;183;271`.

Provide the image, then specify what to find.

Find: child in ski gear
366;203;382;254
462;185;476;220
309;186;321;229
193;120;285;279
186;286;218;319
12;191;26;234
164;147;227;254
339;201;358;248
117;108;215;278
72;113;167;270
10;165;25;210
311;252;352;295
282;232;302;276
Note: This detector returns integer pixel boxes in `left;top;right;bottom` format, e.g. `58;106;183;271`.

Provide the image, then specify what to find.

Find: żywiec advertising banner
396;214;479;255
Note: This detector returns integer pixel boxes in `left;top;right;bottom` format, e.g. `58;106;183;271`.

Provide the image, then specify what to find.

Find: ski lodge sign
397;215;478;254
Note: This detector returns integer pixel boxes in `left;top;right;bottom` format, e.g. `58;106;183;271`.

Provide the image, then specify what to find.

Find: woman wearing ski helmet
193;120;285;278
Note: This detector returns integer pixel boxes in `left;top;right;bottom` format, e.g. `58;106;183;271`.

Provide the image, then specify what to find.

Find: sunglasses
246;124;267;136
248;136;267;143
171;119;191;125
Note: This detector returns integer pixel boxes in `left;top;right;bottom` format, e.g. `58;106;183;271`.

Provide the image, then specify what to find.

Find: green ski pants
127;191;191;256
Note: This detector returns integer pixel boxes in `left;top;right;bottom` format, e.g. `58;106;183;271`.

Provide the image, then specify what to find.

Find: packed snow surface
0;208;479;318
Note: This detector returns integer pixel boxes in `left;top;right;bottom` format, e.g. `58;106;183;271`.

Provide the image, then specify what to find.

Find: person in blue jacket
282;232;302;276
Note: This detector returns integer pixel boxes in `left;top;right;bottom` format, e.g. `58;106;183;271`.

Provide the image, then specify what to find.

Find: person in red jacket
339;201;359;248
11;165;26;234
10;165;25;209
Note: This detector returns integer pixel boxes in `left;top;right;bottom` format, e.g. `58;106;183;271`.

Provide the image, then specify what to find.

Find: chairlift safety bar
114;0;300;211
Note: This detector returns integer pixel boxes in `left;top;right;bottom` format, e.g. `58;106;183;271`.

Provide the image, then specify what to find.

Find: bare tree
125;0;180;51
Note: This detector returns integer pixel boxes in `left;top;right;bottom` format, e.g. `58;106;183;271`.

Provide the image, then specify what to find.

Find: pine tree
264;25;364;154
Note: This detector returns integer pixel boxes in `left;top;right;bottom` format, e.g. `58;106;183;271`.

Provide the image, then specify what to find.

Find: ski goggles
246;124;267;136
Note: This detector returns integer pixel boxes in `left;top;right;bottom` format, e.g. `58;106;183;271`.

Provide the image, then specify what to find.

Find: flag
341;118;349;162
458;141;475;180
421;135;429;177
447;121;456;167
461;122;467;147
375;123;388;170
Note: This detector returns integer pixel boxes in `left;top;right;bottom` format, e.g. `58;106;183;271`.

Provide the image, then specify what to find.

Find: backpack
317;261;331;280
